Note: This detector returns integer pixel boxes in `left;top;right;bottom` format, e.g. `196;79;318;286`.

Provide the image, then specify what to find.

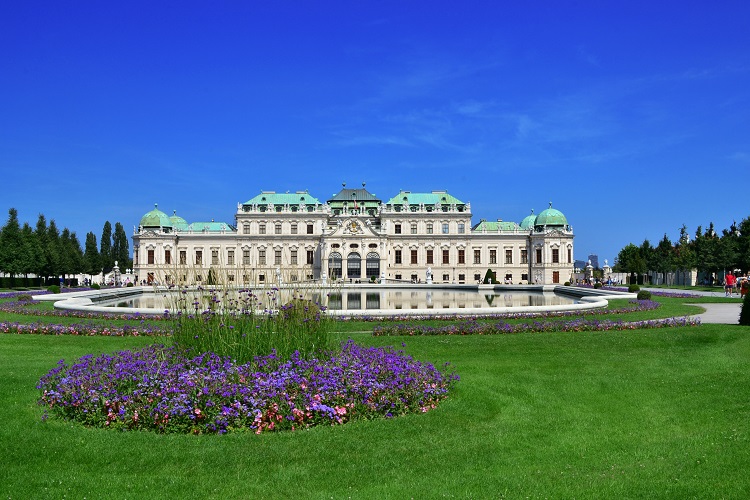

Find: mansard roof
243;190;321;206
471;219;521;232
385;190;465;206
327;184;381;204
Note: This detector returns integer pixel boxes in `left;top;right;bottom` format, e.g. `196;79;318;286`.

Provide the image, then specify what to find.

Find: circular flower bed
37;340;459;434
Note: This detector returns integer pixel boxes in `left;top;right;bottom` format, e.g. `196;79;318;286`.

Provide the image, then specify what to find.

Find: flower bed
1;320;168;336
373;315;700;336
37;340;459;434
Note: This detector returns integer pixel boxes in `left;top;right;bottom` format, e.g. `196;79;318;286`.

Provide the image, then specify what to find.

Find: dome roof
169;210;189;231
519;209;537;230
140;204;172;228
535;203;568;227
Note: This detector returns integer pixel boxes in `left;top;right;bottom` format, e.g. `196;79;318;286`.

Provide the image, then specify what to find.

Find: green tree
112;222;131;270
19;222;38;278
100;221;113;274
47;220;62;280
738;217;750;272
654;234;675;285
83;231;100;277
34;214;50;281
0;208;23;277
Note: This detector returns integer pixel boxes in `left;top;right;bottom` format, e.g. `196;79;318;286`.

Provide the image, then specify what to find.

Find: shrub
46;285;60;294
594;282;602;289
126;282;134;287
91;283;101;290
628;284;640;293
170;288;333;365
740;292;750;326
563;281;570;286
17;294;33;302
637;290;652;300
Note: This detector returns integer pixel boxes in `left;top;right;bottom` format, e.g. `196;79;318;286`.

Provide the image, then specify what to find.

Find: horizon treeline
0;208;132;280
614;216;750;279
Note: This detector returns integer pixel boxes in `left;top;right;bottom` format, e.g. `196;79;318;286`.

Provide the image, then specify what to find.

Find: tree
34;214;50;280
59;229;74;281
112;222;131;270
19;222;38;278
83;232;100;277
100;221;113;274
654;234;675;285
46;220;62;280
738;217;750;272
0;208;23;277
614;243;646;283
69;232;85;277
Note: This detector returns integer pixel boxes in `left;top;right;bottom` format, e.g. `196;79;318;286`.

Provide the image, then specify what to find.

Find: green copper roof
535;203;568;226
385;190;465;206
243;191;321;206
471;219;521;232
519;209;537;230
169;211;189;231
140;204;172;228
185;221;235;233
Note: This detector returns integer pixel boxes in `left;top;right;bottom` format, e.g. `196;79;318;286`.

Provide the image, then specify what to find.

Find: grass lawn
2;315;750;497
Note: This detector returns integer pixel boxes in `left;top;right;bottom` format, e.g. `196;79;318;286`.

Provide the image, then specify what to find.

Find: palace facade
132;185;574;286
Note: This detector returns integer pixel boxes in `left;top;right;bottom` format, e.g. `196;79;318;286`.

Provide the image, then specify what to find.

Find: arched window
366;252;380;280
328;252;342;279
347;252;361;279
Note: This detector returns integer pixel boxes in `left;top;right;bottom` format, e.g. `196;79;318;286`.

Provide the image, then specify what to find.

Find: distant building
133;185;575;286
587;254;600;269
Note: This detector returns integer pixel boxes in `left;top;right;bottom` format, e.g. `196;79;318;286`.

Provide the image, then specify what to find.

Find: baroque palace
132;184;574;286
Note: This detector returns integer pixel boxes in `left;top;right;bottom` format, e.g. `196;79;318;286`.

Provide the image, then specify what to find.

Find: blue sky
2;1;748;265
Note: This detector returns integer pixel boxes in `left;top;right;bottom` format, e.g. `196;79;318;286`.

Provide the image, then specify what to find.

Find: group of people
725;272;749;297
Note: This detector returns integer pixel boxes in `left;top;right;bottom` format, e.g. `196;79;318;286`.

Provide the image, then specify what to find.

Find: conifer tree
47;220;62;280
112;222;131;270
35;214;50;281
0;208;23;277
83;231;100;277
100;221;113;273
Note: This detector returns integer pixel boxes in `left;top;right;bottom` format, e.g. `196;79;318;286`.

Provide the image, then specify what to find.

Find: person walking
725;271;737;297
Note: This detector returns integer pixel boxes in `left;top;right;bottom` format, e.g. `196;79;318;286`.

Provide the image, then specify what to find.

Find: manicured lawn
2;321;749;497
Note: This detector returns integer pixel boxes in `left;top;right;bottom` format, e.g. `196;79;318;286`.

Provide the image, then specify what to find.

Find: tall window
243;249;250;265
536;248;542;263
395;250;402;264
275;223;282;235
410;224;417;234
227;250;234;265
347;252;361;278
275;250;282;265
243;223;250;234
473;249;481;264
165;249;171;265
489;249;496;264
195;250;202;265
458;223;465;234
291;223;297;234
395;224;402;234
567;248;572;263
552;248;560;263
259;224;266;235
505;249;513;264
259;249;266;265
147;249;154;265
212;250;219;265
179;250;186;265
426;249;433;264
442;223;449;234
411;249;418;265
307;250;314;265
366;252;379;279
307;224;314;234
328;252;342;279
521;249;528;264
291;249;298;265
458;249;465;264
426;223;433;234
442;249;449;264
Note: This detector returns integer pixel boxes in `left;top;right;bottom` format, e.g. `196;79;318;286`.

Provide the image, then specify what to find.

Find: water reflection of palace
134;184;574;287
